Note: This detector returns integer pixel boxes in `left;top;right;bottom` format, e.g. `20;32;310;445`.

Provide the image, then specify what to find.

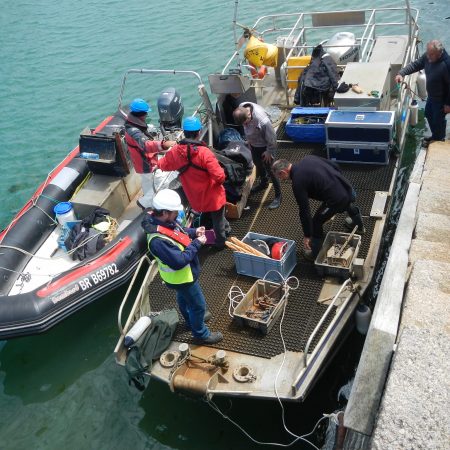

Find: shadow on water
0;285;127;404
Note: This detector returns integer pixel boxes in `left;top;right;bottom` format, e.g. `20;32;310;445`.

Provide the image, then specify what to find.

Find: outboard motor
157;87;184;134
325;32;359;66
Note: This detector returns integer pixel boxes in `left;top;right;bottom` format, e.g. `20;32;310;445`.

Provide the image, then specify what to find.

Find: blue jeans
425;99;446;141
171;280;210;340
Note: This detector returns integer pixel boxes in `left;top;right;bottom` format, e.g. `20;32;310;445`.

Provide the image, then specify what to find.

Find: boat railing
117;68;217;147
291;278;355;395
226;6;419;106
117;254;155;337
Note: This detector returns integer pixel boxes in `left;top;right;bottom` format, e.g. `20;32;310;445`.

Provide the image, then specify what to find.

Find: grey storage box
315;231;361;278
232;279;288;334
369;35;409;96
333;62;391;110
233;232;297;282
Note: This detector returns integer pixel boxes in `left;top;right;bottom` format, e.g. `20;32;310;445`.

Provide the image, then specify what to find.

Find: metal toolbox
325;110;395;144
232;279;288;334
314;231;361;278
333;62;391;110
233;232;297;282
327;141;390;165
285;107;334;143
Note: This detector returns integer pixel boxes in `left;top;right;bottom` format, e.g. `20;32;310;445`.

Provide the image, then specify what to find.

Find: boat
0;77;206;339
108;2;421;402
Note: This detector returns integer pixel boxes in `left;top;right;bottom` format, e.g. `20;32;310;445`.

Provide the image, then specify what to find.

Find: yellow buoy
244;35;268;68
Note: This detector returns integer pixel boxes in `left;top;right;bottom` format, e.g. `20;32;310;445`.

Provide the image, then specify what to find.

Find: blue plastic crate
233;232;297;282
285;107;334;143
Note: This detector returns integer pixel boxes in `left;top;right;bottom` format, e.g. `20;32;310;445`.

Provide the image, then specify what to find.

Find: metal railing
117;68;216;147
291;278;355;394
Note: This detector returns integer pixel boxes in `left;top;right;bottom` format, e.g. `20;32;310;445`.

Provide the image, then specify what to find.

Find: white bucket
54;202;76;226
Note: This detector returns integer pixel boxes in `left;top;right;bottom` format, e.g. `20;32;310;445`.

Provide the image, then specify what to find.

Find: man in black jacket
395;40;450;145
272;156;364;259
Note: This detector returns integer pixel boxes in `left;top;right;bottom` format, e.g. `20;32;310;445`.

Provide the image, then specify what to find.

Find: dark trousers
251;146;281;197
425;99;446;141
209;205;230;245
312;201;362;240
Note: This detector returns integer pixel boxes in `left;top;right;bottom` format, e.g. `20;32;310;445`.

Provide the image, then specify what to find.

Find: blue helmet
130;98;151;114
182;116;202;132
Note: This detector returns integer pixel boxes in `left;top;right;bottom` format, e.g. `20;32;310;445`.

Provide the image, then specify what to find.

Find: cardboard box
225;167;256;219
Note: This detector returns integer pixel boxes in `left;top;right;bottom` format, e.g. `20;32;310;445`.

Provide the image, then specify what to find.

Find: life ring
249;65;268;79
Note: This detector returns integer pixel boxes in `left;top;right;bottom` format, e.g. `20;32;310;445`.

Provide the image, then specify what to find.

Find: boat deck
147;137;396;358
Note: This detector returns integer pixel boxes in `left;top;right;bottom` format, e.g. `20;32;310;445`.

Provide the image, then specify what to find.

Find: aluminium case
325;110;395;143
327;140;390;165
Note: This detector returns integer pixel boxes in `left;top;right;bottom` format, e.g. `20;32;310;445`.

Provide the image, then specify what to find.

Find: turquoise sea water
0;1;449;449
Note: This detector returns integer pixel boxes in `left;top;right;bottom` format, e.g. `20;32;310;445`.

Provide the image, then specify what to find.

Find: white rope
207;397;328;449
227;284;246;317
211;269;335;448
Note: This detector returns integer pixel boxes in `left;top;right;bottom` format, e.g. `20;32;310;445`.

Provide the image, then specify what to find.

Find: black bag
64;207;110;261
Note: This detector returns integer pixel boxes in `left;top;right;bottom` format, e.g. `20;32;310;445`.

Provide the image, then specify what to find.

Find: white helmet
152;189;183;211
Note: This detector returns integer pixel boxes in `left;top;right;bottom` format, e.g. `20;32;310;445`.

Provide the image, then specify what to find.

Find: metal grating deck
147;143;396;358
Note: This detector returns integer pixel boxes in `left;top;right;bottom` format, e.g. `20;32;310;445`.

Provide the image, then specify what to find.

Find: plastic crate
314;231;361;278
233;279;288;334
285;107;334;143
233;232;297;282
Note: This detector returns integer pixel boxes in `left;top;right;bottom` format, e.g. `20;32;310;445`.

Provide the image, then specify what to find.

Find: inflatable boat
0;113;151;339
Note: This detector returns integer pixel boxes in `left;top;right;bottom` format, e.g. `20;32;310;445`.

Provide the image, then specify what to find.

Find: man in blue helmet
156;116;230;249
124;98;176;209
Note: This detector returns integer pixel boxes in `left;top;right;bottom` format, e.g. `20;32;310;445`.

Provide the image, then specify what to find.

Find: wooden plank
344;151;425;436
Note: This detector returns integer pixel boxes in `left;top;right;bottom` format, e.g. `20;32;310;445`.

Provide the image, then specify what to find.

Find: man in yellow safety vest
142;189;223;345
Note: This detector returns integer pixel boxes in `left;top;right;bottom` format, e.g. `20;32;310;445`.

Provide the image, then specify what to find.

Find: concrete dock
343;141;450;450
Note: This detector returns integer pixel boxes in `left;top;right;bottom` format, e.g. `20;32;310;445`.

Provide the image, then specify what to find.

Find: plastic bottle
409;100;419;126
79;152;100;160
355;304;371;335
124;316;152;347
53;202;77;226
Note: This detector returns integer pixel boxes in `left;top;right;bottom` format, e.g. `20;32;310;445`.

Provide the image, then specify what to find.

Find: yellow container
286;55;311;89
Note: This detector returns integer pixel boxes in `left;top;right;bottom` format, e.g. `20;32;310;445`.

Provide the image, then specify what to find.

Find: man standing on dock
272;156;364;260
233;102;282;209
142;189;223;345
395;40;450;146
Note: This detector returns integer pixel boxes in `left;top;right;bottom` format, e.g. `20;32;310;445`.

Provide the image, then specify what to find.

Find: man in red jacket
156;116;230;249
124;98;175;209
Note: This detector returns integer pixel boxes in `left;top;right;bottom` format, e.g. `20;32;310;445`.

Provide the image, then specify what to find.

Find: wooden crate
225;167;256;219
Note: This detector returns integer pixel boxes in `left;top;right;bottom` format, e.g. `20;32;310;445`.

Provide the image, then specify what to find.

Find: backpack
64;207;110;261
125;309;179;391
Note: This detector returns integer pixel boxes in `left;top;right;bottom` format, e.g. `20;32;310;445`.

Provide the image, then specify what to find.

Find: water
1;1;449;449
